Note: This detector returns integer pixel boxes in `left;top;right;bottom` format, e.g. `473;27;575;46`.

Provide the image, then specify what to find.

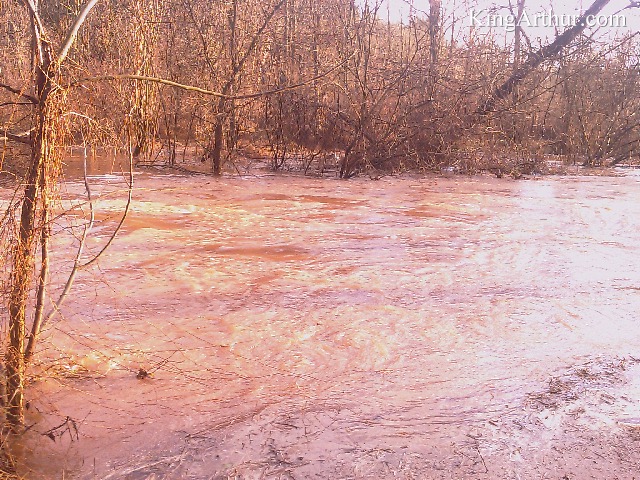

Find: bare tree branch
40;142;133;330
24;198;50;364
80;138;134;268
71;56;351;100
57;0;102;65
20;0;46;65
0;83;38;104
40;147;95;327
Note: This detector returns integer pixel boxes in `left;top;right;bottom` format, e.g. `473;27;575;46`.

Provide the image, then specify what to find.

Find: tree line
2;0;638;181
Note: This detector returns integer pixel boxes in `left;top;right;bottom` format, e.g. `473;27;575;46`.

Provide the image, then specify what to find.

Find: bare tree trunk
428;0;440;99
212;105;225;175
558;59;575;157
513;0;525;72
511;0;525;141
24;197;50;364
205;0;286;174
6;45;56;429
5;0;101;431
130;0;159;160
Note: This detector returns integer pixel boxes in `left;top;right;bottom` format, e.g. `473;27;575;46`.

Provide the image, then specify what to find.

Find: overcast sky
369;0;639;41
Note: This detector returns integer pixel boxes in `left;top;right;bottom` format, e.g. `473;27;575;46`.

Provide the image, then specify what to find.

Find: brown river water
3;166;640;478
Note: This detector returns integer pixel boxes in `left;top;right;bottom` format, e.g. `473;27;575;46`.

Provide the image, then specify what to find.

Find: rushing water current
4;168;640;478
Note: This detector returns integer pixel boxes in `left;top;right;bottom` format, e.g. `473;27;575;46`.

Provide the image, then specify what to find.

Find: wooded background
1;0;638;179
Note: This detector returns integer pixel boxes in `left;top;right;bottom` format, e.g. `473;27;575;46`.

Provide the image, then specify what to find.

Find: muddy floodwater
4;168;640;478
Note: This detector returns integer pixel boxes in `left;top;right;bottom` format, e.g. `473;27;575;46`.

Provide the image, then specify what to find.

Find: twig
80;133;134;268
476;444;488;473
41;416;79;442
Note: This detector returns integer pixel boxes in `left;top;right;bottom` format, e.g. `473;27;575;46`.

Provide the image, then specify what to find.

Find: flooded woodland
2;162;640;478
2;0;640;478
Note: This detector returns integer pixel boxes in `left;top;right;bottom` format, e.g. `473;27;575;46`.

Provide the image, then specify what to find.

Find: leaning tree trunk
478;0;612;115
